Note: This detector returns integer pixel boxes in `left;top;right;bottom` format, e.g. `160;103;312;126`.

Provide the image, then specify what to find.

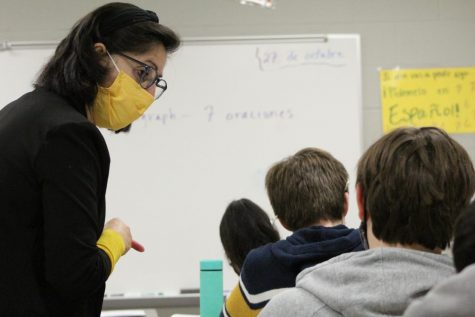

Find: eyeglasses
116;52;167;100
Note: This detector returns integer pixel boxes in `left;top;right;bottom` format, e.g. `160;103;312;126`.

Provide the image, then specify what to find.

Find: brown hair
357;127;475;250
265;148;349;231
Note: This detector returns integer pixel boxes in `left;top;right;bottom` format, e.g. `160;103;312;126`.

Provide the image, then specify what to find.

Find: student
403;200;475;317
260;127;475;317
220;198;280;275
222;148;364;317
453;199;475;272
0;3;179;317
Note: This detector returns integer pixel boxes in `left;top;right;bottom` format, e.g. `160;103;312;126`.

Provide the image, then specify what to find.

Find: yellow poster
380;67;475;133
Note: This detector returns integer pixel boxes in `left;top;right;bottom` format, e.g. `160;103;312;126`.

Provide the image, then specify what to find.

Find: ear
356;183;366;221
93;43;109;67
342;192;349;218
94;43;107;55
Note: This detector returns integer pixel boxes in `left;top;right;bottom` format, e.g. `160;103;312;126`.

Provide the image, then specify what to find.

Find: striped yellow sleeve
223;283;261;317
96;228;126;273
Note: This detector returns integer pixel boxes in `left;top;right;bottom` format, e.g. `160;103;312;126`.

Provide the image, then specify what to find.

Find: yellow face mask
91;53;154;131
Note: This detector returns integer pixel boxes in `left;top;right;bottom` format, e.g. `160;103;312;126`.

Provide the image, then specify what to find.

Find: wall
1;0;474;158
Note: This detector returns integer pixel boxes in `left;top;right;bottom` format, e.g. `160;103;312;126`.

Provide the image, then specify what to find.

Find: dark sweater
0;88;111;316
222;224;365;317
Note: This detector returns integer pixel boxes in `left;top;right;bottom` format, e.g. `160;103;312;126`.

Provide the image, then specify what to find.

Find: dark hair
453;201;475;272
35;2;180;114
265;148;349;231
357;127;475;250
219;198;280;274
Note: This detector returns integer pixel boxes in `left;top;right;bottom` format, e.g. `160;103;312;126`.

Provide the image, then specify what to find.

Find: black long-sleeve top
0;88;112;316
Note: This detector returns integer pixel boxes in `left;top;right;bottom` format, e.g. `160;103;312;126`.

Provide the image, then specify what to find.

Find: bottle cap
200;259;222;271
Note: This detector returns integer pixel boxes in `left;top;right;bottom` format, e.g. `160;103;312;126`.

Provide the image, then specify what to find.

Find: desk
103;295;200;317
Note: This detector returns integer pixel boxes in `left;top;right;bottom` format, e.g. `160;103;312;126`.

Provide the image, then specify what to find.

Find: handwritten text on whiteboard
256;45;346;71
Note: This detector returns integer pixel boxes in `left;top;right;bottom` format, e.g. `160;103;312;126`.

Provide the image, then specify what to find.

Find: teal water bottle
200;259;223;317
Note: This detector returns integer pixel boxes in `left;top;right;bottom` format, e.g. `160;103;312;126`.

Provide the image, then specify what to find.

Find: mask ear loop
106;51;121;74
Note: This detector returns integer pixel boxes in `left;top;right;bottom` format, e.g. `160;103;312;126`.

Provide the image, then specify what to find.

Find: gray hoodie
403;263;475;317
259;248;454;317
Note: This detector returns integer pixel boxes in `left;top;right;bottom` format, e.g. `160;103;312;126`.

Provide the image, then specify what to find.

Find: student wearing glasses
0;3;179;317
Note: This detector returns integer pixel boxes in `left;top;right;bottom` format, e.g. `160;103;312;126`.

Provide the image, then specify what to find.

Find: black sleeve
34;122;112;299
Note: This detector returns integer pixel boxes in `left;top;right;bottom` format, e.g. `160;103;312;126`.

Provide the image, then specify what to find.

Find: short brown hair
265;148;349;231
357;127;475;250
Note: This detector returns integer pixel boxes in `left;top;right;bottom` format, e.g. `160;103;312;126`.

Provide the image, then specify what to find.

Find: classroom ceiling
1;0;291;41
1;0;429;41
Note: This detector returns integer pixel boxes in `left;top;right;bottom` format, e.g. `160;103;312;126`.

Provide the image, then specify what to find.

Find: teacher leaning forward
0;3;180;316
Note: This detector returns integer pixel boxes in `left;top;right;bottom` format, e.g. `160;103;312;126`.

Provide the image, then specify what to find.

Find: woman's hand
104;218;145;253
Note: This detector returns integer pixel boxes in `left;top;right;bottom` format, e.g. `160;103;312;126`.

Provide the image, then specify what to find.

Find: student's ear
94;43;109;66
356;183;365;221
342;192;349;218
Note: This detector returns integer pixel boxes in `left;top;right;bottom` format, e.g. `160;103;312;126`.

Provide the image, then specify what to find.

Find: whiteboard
0;34;362;295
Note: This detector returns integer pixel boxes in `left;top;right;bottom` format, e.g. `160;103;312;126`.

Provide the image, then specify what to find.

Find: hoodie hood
295;248;455;317
238;225;364;307
403;263;475;317
270;225;364;272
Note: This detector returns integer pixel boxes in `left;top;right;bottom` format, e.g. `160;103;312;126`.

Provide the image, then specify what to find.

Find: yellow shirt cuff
97;228;126;273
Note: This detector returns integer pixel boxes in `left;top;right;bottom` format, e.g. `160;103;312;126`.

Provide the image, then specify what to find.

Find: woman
220;198;280;274
0;3;180;316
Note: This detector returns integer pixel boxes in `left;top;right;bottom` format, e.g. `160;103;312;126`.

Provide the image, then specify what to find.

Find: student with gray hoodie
260;127;475;317
403;200;475;317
